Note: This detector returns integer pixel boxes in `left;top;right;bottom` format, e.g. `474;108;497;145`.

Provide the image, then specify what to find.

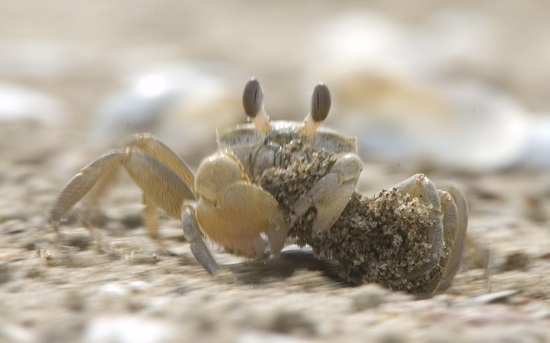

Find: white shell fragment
92;62;244;155
84;316;176;343
0;83;66;126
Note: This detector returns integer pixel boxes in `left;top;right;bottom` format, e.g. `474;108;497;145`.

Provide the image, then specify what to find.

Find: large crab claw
393;174;468;293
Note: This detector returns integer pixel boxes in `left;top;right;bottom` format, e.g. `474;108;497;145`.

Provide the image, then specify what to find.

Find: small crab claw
243;78;272;133
300;83;331;136
292;153;362;234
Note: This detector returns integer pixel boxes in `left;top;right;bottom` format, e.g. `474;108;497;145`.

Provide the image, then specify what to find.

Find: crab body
217;121;357;179
49;78;468;295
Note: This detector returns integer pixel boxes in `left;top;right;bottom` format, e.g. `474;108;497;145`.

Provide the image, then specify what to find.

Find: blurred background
1;2;550;341
1;0;549;173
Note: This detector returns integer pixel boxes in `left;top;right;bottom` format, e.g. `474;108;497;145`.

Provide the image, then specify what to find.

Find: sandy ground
1;1;550;342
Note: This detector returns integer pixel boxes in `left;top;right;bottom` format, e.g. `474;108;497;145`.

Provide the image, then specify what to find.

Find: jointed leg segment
181;204;219;274
49;134;196;239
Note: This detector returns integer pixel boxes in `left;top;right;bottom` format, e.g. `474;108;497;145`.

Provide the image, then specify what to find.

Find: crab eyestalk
243;78;272;133
301;83;331;136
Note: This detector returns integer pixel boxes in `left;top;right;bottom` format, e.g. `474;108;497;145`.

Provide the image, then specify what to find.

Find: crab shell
217;121;357;178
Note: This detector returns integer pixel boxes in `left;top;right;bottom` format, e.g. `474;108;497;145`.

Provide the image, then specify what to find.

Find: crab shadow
224;247;346;286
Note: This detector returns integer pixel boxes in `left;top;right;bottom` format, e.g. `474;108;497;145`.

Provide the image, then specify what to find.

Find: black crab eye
242;77;264;118
311;83;331;123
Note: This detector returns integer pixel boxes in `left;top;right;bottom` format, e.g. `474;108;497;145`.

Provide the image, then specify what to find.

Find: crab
49;78;468;295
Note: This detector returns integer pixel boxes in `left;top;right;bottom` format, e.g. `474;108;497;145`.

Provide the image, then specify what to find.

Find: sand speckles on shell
259;145;447;294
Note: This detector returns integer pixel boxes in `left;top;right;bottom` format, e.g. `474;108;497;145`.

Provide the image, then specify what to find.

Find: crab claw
292;152;362;234
194;150;288;259
243;78;271;133
301;83;331;136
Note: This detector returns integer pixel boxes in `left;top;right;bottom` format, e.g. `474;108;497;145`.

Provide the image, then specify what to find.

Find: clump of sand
259;144;448;295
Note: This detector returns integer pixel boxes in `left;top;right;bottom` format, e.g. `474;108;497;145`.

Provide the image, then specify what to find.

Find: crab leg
49;150;123;229
124;133;196;238
181;204;218;273
49;145;196;238
124;133;195;187
142;194;160;239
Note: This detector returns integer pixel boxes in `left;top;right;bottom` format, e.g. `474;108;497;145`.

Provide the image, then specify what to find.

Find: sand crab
49;78;468;295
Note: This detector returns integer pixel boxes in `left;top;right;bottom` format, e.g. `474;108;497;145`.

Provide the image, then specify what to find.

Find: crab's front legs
393;174;468;290
292;153;363;234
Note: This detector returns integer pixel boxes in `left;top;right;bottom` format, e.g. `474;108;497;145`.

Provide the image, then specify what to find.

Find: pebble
348;284;409;311
0;324;35;343
457;290;520;307
98;282;130;297
265;307;317;336
0;41;84;80
0;83;66;126
91;62;243;158
83;316;176;343
63;289;86;312
0;262;10;284
238;332;312;343
500;252;530;272
129;280;153;293
521;115;550;169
